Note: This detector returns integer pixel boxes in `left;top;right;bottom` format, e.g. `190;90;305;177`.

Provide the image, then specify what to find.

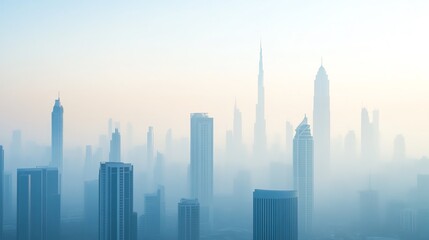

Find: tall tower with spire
313;61;331;171
51;97;64;171
253;43;267;157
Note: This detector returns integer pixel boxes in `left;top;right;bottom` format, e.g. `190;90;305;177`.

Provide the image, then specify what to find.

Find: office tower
51;97;63;171
84;145;93;180
361;108;380;162
233;100;242;149
178;199;200;240
253;189;298;240
165;129;173;160
313;62;330;171
109;128;121;162
190;113;213;206
147;126;154;166
286;122;293;162
17;167;61;240
141;186;165;240
99;162;135;240
393;134;406;161
0;146;3;237
253;43;267;157
344;130;357;161
84;179;98;240
359;189;380;234
3;172;13;224
11;130;22;166
293;116;314;237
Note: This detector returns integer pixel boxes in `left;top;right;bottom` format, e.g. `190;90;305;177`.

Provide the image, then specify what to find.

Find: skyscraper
178;199;200;240
140;186;165;240
109;128;121;162
99;162;135;240
190;113;213;206
147;126;154;166
17;167;61;240
84;179;98;240
361;108;380;162
313;63;330;171
0;146;3;238
359;189;380;234
253;189;298;240
233;100;242;150
51;97;63;171
253;43;267;157
293;116;314;237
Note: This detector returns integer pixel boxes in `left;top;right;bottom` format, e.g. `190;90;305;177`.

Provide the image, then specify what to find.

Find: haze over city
1;1;429;240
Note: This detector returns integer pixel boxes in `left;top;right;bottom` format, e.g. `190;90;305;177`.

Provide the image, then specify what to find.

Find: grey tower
190;113;213;206
293;116;314;237
17;167;61;240
313;63;330;171
253;189;298;240
361;108;379;162
178;199;200;240
109;128;121;162
51;97;63;171
99;162;134;240
253;43;267;157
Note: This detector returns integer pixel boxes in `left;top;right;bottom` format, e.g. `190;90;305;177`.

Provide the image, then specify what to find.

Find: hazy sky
1;0;428;158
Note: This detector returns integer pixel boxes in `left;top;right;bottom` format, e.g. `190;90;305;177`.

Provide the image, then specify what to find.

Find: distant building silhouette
154;152;165;186
99;162;135;240
109;128;121;162
359;188;380;235
293;116;314;237
0;146;3;237
51;97;63;171
140;186;165;240
253;189;298;240
313;62;331;171
178;198;200;240
253;43;267;158
393;134;406;161
17;167;61;240
361;108;379;162
344;130;357;161
147;126;155;167
233;100;243;150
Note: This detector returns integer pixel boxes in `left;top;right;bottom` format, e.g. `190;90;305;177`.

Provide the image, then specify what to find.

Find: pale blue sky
1;0;428;157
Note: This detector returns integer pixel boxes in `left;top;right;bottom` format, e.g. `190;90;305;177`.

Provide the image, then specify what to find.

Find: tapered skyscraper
253;44;267;157
313;63;330;171
293;116;314;238
51;97;63;171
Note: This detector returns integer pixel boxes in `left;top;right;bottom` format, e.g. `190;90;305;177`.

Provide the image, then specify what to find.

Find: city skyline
1;1;429;157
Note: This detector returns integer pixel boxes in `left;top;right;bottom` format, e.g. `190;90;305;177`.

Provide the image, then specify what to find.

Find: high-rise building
109;128;121;162
140;186;165;240
393;134;406;161
253;189;298;240
178;199;200;240
51;97;63;171
154;152;165;186
293;116;314;237
190;113;213;206
99;162;135;240
0;146;3;237
344;130;357;161
233;100;242;150
147;126;155;167
84;179;98;240
253;43;267;158
361;108;380;162
313;63;330;171
17;167;61;240
165;129;173;160
359;189;380;234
